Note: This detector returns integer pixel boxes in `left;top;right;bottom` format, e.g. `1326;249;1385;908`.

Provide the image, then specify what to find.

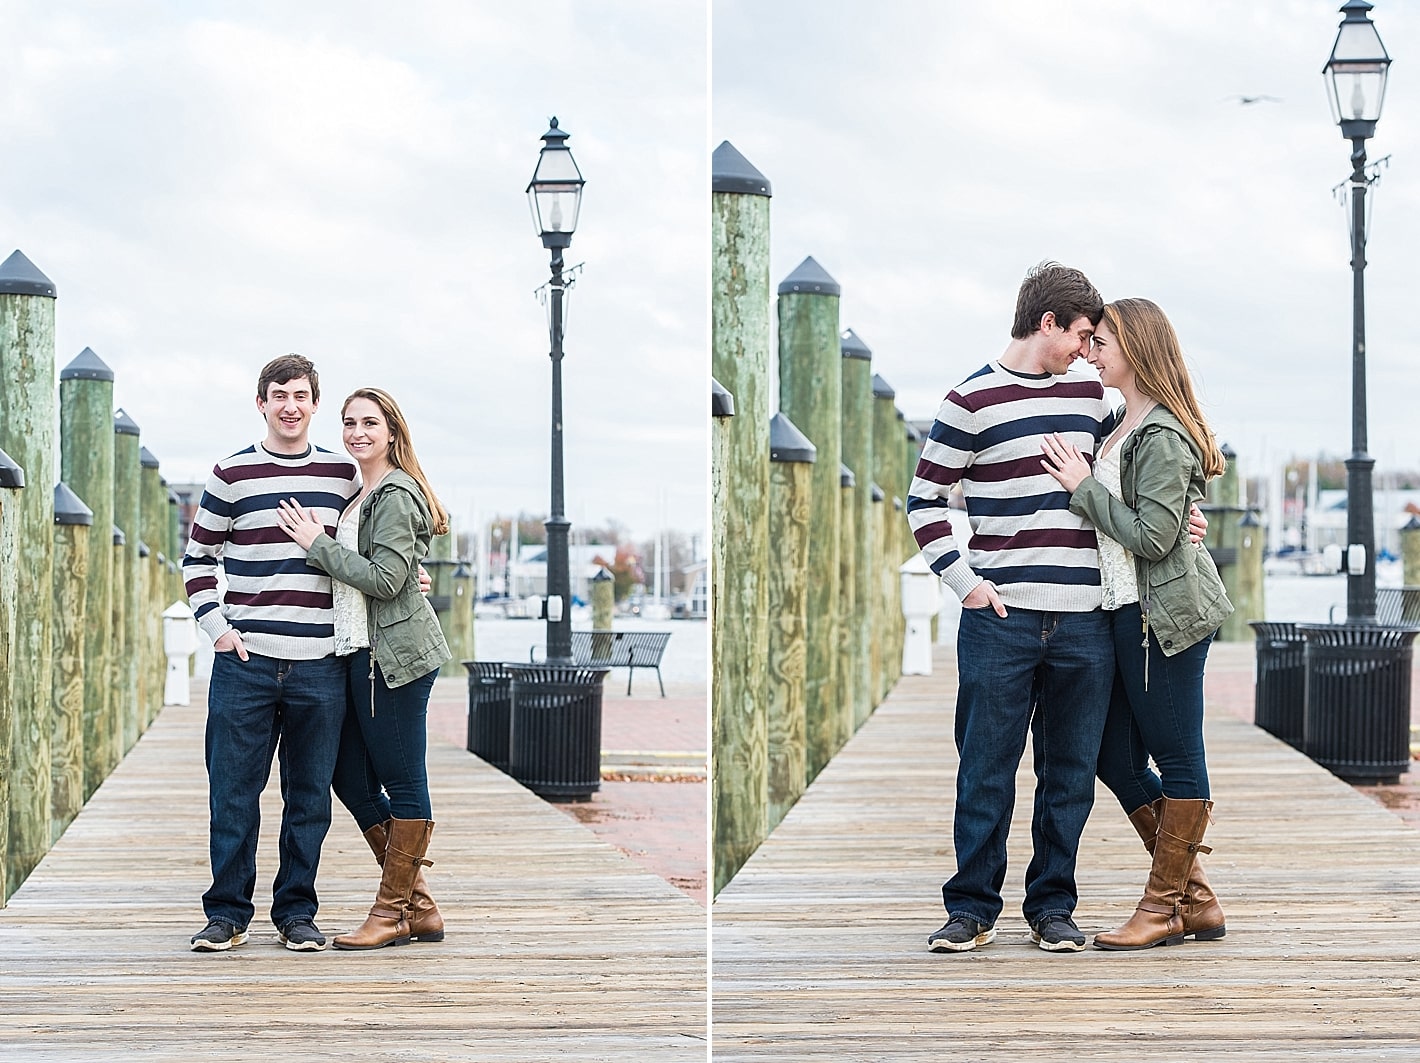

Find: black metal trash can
507;664;610;801
1299;623;1419;785
1249;621;1306;749
464;661;512;773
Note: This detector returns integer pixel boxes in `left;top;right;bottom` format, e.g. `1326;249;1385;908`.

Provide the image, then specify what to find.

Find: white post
899;554;940;676
161;601;198;705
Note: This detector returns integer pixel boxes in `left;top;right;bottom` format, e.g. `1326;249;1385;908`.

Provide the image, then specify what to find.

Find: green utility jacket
1069;405;1233;656
307;469;451;687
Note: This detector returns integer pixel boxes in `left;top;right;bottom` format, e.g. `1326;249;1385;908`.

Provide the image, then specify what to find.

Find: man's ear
1038;311;1057;335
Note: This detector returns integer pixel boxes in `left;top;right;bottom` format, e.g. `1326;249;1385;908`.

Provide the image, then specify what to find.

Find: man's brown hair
1010;261;1104;339
257;354;319;402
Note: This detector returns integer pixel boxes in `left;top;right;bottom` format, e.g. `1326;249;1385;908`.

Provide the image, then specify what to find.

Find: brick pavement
426;675;707;906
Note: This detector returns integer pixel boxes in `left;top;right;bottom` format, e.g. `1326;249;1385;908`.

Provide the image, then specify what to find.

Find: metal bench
530;630;672;696
1329;587;1420;625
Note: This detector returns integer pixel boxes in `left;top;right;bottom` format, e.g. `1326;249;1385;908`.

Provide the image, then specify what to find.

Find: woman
1040;298;1232;951
278;387;451;950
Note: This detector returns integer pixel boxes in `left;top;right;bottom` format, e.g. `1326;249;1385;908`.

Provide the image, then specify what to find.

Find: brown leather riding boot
1127;801;1225;941
334;819;434;950
361;821;445;943
1096;798;1213;951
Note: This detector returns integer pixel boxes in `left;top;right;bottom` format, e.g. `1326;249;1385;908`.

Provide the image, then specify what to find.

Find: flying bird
1223;94;1283;105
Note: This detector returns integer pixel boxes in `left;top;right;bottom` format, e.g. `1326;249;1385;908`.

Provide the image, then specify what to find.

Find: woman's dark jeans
331;650;438;830
1096;601;1213;812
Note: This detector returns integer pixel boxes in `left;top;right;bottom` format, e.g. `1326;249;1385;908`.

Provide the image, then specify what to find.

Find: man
184;354;358;952
908;261;1118;954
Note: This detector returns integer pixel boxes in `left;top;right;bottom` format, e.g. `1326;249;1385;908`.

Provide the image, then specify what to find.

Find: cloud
0;1;708;542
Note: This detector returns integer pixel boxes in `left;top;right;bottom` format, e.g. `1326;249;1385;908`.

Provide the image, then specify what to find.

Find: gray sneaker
190;919;249;952
1031;915;1086;952
277;918;327;952
927;915;996;953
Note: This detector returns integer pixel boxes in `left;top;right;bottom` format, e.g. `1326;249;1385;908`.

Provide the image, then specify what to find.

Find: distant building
1310;489;1420;555
509;543;617;604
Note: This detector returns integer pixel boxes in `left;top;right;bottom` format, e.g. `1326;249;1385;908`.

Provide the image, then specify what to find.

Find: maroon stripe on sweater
184;575;219;594
188;523;228;546
962;454;1054;483
219;460;354;485
223;589;334;609
956;378;1102;413
971;528;1098;551
229;525;335;546
912;518;956;546
914;459;965;487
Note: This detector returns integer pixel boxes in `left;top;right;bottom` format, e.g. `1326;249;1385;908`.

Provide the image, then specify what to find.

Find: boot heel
1160;932;1186;946
1191;925;1226;941
414;929;446;943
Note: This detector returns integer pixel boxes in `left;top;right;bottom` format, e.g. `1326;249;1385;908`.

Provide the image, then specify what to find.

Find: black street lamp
527;117;585;664
1323;0;1390;622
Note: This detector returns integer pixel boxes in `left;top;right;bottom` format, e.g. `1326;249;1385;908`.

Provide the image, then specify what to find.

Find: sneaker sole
278;934;326;952
927;927;996;953
1032;932;1086;953
191;929;249;952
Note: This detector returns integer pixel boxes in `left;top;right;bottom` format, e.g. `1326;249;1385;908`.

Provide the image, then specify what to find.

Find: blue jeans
202;651;347;929
331;650;437;831
944;606;1114;926
1096;602;1213;811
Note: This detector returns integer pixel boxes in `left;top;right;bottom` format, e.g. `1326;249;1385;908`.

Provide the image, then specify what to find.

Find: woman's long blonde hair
1104;298;1226;479
343;387;450;535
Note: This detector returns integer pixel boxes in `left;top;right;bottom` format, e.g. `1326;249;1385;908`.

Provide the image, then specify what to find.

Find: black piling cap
54;482;94;526
140;447;160;470
168;490;179;505
591;567;614;583
872;373;895;399
871;483;885;503
769;412;816;463
840;328;872;361
712;378;736;418
1240;509;1261;527
712;141;772;197
0;446;24;488
840;463;856;488
1406;515;1420;532
60;347;114;382
1222;443;1237;460
778;256;840;296
112;524;126;546
114;409;141;436
137;540;150;559
0;250;57;297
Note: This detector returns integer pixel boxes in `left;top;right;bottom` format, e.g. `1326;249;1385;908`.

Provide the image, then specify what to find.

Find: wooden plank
0;687;706;1061
712;641;1420;1059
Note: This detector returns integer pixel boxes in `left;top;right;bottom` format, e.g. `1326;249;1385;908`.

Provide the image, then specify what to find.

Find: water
473;617;707;686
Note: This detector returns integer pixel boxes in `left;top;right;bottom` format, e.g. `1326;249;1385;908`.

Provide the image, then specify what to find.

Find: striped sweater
907;362;1113;613
183;443;359;660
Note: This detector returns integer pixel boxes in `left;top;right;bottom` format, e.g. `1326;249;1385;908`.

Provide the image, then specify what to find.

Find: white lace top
1094;429;1141;610
331;502;371;655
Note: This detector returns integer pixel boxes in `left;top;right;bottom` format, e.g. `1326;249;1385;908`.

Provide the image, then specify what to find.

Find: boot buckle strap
1136;899;1177;916
369;906;404;921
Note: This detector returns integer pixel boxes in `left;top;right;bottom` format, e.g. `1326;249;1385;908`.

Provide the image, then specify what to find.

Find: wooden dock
0;690;707;1061
712;641;1420;1060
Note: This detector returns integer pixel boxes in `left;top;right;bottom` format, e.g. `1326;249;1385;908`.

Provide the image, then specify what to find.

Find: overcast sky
714;0;1420;495
1;1;707;544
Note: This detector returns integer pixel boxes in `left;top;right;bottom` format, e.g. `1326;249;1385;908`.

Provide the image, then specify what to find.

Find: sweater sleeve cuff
197;611;233;646
942;559;984;603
